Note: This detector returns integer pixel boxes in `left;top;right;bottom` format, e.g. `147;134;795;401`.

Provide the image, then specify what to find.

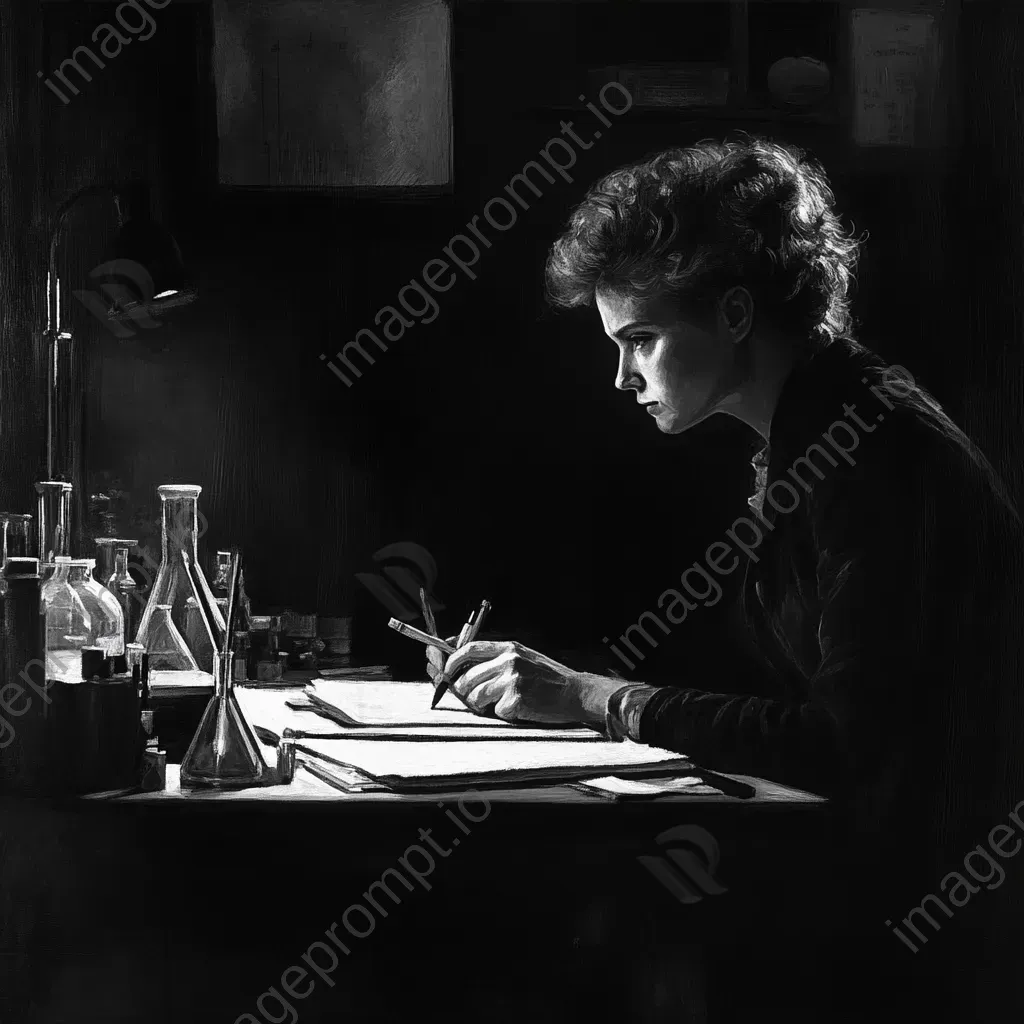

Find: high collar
767;337;885;459
746;337;885;516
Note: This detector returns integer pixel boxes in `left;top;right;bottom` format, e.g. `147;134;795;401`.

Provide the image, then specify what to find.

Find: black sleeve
636;449;939;796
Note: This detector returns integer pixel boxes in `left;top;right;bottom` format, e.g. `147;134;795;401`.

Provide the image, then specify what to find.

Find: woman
432;138;1024;926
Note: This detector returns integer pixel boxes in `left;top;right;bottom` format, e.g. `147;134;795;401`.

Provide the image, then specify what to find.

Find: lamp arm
46;182;134;334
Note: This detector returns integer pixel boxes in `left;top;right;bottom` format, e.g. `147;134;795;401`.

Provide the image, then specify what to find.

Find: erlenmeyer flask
179;648;265;789
145;605;199;671
134;485;224;672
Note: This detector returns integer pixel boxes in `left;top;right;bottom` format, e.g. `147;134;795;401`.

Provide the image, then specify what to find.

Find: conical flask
180;548;264;790
178;665;265;789
145;604;199;671
135;485;224;672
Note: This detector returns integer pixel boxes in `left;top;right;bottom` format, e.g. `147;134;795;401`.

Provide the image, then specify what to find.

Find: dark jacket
637;337;1024;904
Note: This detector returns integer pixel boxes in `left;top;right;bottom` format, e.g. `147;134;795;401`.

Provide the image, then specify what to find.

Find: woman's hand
426;637;459;682
441;640;624;727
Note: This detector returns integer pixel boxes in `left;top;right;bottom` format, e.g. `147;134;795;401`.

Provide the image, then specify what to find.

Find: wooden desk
115;760;827;807
3;690;831;1024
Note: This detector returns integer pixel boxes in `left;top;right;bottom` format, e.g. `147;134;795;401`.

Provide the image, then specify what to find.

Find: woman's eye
630;335;654;352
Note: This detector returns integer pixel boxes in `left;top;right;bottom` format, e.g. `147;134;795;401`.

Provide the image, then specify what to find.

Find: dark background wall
4;0;1014;685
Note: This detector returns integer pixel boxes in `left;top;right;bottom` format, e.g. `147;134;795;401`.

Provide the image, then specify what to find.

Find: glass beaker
1;513;34;569
36;481;73;564
68;559;124;658
41;556;91;682
134;485;224;672
179;648;265;789
144;604;199;671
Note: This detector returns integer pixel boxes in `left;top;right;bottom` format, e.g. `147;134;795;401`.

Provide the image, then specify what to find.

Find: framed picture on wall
212;0;452;190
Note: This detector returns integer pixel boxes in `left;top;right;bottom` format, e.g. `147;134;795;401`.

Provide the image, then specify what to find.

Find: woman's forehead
595;288;691;335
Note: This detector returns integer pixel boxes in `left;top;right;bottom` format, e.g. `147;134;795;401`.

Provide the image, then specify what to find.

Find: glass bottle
36;481;73;565
212;551;251;632
41;556;91;682
134;485;224;672
144;604;199;671
94;537;138;588
179;647;265;789
212;551;232;595
68;559;124;658
106;547;139;644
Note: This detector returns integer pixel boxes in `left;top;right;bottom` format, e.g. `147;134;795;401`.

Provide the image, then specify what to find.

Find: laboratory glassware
41;556;91;682
67;559;124;658
36;481;73;564
105;546;139;643
94;537;138;587
134;485;224;672
179;550;264;789
144;604;199;671
1;514;34;569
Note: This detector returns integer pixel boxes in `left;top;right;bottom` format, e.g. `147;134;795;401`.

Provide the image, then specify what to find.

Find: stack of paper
235;681;693;792
292;735;692;791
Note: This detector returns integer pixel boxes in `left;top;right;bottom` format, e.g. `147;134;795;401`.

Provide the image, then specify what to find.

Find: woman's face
595;285;741;435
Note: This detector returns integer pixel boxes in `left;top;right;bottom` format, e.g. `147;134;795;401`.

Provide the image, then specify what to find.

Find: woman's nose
615;351;639;391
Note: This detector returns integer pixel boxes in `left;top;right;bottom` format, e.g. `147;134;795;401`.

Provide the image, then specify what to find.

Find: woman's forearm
574;673;660;735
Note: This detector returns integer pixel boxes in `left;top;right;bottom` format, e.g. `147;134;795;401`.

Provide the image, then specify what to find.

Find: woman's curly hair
545;136;865;348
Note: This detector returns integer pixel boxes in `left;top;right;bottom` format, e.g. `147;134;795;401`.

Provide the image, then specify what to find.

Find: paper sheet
852;9;938;147
236;684;604;742
306;679;597;737
571;775;725;800
294;736;691;790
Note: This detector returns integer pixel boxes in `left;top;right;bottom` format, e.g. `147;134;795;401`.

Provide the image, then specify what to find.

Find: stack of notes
234;680;694;793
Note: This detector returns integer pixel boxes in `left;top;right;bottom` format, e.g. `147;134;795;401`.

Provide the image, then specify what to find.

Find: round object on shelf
767;57;831;107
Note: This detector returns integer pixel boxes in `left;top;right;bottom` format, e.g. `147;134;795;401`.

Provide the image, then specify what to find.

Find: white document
293;735;692;791
305;679;598;738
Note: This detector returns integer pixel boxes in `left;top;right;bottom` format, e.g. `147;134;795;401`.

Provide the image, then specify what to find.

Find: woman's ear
716;286;755;344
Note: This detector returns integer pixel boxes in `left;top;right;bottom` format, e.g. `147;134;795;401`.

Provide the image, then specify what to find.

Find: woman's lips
643;402;660;414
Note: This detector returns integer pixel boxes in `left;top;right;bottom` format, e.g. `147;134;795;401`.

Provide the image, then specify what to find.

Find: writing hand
426;636;459;682
442;640;623;726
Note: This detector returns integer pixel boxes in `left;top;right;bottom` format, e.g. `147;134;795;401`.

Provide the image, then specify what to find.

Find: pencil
387;618;457;655
464;599;490;644
431;600;491;709
419;587;438;637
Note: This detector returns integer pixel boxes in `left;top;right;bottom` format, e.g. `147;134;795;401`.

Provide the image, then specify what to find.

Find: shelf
520;105;840;126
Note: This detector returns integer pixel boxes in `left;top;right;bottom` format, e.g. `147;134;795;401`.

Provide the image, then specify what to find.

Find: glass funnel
179;649;265;789
68;559;124;658
134;485;224;673
42;556;91;682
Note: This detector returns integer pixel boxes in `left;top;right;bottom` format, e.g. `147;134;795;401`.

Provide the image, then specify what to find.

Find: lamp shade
98;216;197;323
